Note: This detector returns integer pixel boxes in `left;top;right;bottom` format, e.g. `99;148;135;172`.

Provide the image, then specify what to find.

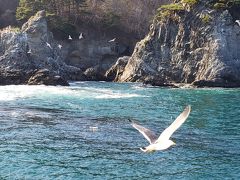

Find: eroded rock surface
115;2;240;87
0;10;85;85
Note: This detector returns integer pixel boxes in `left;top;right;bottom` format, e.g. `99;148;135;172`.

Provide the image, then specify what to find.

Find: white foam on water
79;87;146;99
95;93;144;99
0;85;77;101
0;84;146;101
10;111;20;117
0;85;35;101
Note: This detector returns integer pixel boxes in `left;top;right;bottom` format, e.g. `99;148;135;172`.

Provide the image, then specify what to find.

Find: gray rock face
63;32;130;81
117;4;240;87
0;10;85;85
105;56;129;81
83;65;106;81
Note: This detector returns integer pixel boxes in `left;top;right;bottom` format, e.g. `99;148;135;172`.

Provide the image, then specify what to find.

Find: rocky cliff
0;9;131;85
0;10;84;85
112;1;240;87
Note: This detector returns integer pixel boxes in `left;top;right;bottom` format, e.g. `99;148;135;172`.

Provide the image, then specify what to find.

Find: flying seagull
46;42;52;49
108;38;116;42
68;35;72;40
79;33;84;40
131;105;191;153
235;20;240;26
58;44;62;49
27;49;32;54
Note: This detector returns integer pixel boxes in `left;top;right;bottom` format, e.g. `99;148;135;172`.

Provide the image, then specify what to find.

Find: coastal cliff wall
113;1;240;87
0;11;83;85
0;10;130;85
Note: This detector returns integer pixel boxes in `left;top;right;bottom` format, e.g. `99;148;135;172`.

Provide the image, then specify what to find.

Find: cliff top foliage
212;0;240;10
15;0;170;39
155;0;199;22
155;0;240;22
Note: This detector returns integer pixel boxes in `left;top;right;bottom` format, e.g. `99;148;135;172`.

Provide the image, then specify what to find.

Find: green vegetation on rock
16;0;86;37
155;0;199;22
14;0;170;39
181;0;198;6
200;14;212;24
212;0;240;9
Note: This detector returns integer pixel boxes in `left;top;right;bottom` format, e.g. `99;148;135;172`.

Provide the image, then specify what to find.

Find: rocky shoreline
0;10;128;86
1;1;240;88
111;1;240;88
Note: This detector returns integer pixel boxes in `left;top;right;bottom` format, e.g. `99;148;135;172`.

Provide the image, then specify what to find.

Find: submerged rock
115;1;240;87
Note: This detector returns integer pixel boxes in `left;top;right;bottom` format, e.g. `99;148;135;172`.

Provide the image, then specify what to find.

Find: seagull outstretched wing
157;105;191;142
131;121;158;144
79;33;83;39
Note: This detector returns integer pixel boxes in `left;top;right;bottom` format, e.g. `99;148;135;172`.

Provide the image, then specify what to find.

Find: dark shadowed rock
0;69;33;85
83;65;106;81
28;69;69;86
105;56;129;81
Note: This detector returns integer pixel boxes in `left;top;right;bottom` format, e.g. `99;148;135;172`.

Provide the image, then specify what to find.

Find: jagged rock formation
0;10;85;85
0;9;131;85
113;1;240;87
62;27;130;81
105;56;130;82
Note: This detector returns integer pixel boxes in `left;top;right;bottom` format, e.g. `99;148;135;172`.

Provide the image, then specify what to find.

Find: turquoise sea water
0;82;239;179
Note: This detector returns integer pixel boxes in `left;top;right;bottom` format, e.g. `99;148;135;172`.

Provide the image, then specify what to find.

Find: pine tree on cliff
16;0;86;22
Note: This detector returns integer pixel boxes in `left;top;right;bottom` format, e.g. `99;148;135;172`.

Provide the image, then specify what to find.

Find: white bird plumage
131;105;191;152
68;35;72;40
79;33;84;40
235;20;240;26
58;44;62;49
27;49;32;54
108;38;116;42
46;42;52;49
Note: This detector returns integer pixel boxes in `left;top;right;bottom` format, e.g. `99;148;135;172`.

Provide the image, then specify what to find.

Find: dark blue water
0;82;239;179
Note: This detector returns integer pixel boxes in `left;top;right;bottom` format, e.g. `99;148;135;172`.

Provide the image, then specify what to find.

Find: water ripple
0;82;239;179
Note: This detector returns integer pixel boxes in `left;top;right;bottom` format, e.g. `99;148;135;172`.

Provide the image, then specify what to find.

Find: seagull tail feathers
140;147;148;152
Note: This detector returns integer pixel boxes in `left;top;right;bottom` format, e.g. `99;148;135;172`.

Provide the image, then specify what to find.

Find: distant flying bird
130;105;191;153
27;49;32;54
68;35;72;40
202;9;214;14
79;33;84;40
108;38;116;42
46;42;52;49
235;20;240;26
58;44;62;49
